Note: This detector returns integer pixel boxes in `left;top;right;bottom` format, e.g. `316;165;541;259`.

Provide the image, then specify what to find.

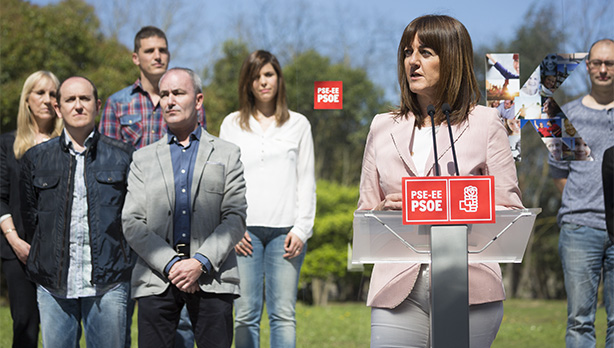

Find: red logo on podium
402;176;495;225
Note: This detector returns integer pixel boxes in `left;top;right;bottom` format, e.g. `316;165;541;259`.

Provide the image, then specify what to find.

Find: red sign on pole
402;176;495;225
314;81;343;109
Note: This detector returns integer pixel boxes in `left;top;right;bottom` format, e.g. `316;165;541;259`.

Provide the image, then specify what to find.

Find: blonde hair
237;50;289;131
13;71;62;159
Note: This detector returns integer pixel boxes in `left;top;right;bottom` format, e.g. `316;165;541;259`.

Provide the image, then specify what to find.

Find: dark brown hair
237;50;289;131
134;26;168;53
396;15;481;126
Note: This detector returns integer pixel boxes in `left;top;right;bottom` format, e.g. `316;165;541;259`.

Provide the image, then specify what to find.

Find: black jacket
21;130;135;295
0;132;24;260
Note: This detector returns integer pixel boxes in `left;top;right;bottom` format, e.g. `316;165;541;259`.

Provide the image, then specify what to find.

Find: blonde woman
0;71;62;348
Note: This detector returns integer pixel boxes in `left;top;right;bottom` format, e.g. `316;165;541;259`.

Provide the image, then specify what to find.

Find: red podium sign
402;176;495;225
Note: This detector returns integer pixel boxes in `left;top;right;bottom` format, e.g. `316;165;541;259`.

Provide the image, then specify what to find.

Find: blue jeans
559;223;614;348
37;282;128;348
234;227;306;348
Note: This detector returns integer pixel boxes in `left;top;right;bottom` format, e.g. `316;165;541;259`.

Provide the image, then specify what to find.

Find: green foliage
283;50;387;185
301;244;347;284
202;42;387;184
300;180;364;298
202;40;249;136
0;0;135;131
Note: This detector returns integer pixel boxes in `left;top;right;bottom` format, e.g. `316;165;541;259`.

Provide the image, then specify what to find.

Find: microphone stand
442;103;460;176
427;104;440;176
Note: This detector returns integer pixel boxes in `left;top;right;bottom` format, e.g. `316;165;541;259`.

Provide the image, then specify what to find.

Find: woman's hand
5;232;30;264
283;232;304;259
374;193;404;211
234;231;253;256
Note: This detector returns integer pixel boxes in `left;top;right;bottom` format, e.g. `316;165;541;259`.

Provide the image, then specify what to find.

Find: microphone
442;103;460;176
427;104;440;176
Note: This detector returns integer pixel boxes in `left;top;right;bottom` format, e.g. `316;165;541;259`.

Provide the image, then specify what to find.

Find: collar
167;125;202;145
131;78;145;95
60;128;98;154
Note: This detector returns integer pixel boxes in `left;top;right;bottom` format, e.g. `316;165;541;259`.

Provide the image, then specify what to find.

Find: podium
352;208;540;347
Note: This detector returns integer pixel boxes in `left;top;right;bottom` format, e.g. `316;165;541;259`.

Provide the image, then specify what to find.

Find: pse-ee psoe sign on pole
401;176;496;225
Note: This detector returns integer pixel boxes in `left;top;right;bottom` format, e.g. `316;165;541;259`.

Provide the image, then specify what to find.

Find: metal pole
430;225;470;348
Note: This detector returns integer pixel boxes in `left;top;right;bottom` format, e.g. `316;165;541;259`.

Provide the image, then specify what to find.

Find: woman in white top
219;50;316;348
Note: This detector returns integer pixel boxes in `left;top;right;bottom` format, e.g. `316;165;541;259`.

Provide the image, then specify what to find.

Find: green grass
0;299;608;347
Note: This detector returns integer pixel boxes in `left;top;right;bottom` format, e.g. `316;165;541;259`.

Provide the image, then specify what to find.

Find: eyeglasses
587;60;614;69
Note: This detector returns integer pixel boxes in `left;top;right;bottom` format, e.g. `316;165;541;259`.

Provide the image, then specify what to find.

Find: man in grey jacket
122;67;246;347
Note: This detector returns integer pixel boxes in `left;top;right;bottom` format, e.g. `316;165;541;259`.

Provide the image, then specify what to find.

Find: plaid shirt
99;79;206;149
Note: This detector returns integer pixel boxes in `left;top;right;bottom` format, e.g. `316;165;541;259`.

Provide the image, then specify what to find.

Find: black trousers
2;258;39;348
137;285;234;348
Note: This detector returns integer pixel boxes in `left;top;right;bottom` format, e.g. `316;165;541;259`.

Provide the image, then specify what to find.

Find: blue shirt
60;130;117;298
164;126;211;275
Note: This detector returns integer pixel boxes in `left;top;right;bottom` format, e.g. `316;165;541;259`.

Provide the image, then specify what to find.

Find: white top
219;110;316;242
412;126;436;176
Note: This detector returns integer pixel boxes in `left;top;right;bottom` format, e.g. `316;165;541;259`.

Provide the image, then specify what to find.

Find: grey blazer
122;128;247;299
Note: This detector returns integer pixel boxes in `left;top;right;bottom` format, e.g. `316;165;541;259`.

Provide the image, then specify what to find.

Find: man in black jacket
21;76;135;348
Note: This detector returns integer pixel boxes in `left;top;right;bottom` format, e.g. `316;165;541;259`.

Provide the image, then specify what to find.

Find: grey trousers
370;265;504;348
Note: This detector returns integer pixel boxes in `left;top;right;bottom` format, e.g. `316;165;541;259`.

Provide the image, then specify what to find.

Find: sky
28;0;614;102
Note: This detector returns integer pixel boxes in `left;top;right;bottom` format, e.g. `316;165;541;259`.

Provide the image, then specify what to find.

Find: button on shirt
60;130;116;299
218;110;316;243
164;126;211;275
169;127;200;246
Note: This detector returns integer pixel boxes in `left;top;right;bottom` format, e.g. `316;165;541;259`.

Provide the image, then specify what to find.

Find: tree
284;50;387;185
0;0;135;131
201;40;249;136
299;180;369;306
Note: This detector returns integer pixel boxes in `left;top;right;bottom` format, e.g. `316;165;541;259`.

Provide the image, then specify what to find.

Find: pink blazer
358;105;524;308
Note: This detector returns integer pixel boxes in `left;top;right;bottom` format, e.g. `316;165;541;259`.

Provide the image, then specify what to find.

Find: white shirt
412;126;436;176
219;110;316;242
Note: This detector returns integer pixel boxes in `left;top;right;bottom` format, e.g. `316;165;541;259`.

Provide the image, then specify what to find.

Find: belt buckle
175;243;189;259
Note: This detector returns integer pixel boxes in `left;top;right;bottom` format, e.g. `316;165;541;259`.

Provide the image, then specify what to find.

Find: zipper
83;145;96;284
58;153;75;289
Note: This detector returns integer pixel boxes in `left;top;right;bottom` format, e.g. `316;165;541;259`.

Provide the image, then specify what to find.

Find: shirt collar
63;129;96;154
131;79;146;95
167;125;202;145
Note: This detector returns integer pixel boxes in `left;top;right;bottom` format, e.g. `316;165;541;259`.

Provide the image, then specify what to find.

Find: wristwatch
200;263;209;275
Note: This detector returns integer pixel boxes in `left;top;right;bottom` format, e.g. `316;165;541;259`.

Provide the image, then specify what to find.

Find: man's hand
168;258;202;293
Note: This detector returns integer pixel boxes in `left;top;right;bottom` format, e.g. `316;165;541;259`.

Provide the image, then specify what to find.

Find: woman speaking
357;15;523;347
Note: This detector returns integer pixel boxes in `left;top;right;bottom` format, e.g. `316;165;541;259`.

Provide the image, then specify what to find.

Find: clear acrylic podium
352;208;540;348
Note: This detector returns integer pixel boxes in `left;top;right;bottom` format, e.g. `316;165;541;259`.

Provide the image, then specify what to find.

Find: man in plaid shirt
99;26;203;348
99;26;205;149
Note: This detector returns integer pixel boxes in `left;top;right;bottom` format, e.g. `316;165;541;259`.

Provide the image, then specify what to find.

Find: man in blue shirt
122;68;246;347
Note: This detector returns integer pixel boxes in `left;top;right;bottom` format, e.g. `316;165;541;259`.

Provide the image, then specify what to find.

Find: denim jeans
37;282;128;348
234;226;306;348
559;223;614;348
